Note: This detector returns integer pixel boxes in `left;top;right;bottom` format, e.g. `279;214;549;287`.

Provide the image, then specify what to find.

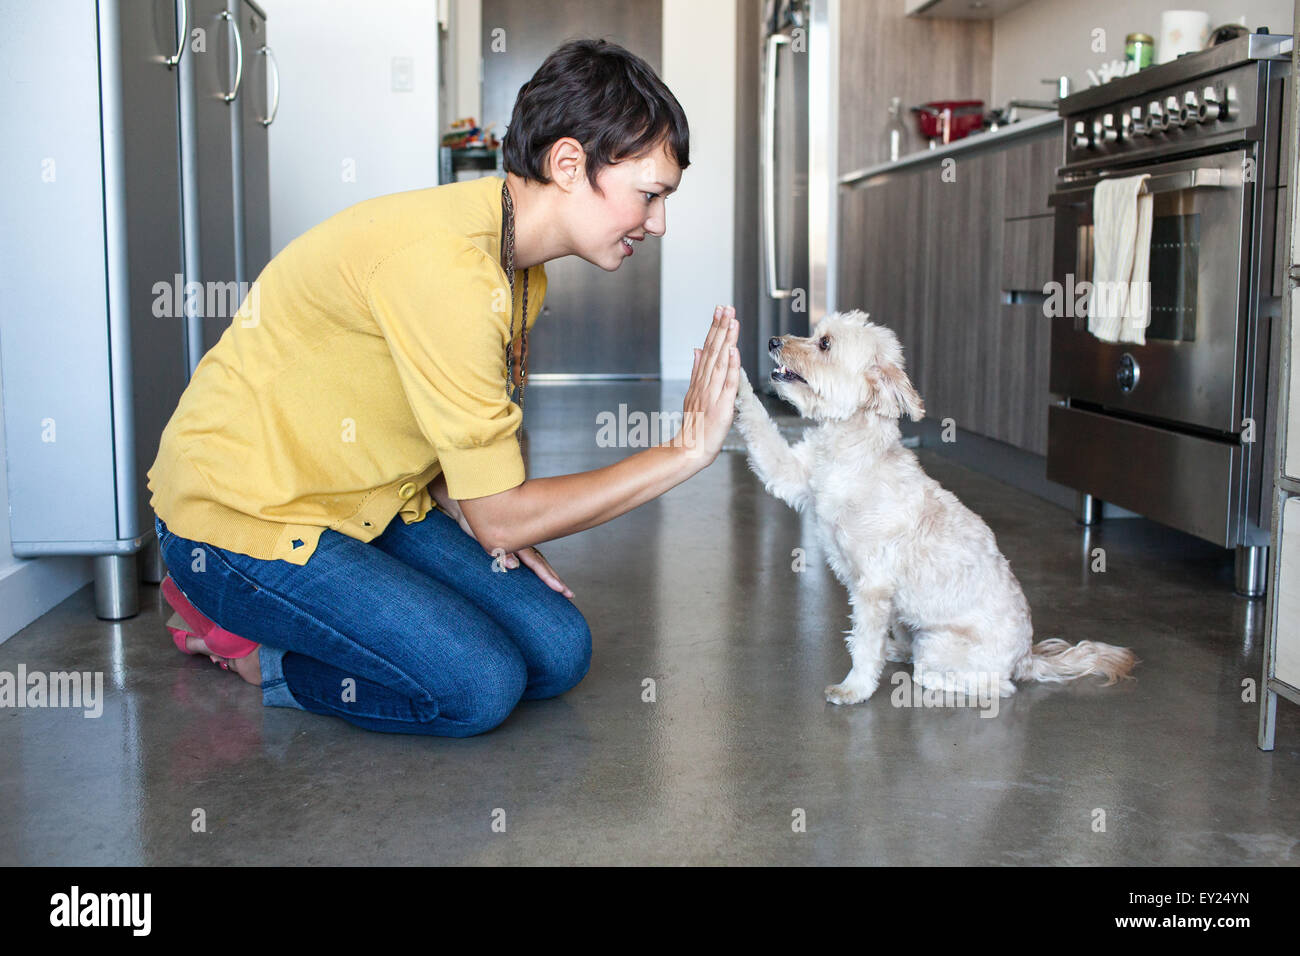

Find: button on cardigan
147;175;547;565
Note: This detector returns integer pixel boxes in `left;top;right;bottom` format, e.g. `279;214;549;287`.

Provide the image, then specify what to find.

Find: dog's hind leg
883;608;913;663
825;588;892;705
734;372;812;511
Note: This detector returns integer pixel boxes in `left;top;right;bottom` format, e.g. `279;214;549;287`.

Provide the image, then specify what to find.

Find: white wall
659;0;738;380
992;0;1294;105
268;0;441;254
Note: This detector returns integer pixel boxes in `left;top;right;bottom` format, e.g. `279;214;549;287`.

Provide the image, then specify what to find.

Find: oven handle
1048;168;1230;207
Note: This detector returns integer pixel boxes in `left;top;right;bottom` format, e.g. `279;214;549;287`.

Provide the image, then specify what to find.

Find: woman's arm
450;306;740;555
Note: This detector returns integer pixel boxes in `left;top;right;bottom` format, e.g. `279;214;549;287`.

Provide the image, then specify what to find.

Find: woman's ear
548;137;587;190
869;362;925;421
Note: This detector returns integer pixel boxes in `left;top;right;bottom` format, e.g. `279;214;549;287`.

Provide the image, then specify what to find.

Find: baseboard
0;554;94;645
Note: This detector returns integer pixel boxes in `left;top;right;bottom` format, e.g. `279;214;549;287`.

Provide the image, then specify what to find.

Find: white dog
734;310;1137;705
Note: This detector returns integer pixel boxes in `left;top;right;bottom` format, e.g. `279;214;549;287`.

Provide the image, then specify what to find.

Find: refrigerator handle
220;9;243;102
259;45;280;127
762;32;792;300
165;0;188;68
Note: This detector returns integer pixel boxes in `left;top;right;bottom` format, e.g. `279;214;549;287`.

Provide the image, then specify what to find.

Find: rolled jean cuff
259;645;303;711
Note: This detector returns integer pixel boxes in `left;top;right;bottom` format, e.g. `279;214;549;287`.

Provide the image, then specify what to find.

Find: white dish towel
1087;174;1152;345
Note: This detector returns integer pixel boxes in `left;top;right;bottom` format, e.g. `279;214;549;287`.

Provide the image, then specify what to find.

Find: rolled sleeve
365;237;526;500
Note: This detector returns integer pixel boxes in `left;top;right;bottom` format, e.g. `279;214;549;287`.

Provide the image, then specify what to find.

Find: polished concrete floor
2;382;1298;865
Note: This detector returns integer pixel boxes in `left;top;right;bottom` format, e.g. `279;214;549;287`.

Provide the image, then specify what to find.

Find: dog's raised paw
824;682;874;706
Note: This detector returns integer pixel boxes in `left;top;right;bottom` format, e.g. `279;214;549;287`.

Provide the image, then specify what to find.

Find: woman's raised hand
678;305;740;465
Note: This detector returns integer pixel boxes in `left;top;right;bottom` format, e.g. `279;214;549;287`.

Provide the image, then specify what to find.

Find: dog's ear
867;362;925;421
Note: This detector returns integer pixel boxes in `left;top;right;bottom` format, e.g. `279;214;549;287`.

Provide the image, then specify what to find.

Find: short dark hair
502;38;690;194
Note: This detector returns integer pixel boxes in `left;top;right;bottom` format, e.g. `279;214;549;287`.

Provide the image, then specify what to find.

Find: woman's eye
644;192;658;203
819;336;831;351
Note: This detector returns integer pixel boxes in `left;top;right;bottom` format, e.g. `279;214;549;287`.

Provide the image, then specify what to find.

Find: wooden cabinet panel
926;148;1005;438
1001;214;1055;293
1002;131;1062;219
990;302;1053;454
838;172;931;403
837;129;1060;454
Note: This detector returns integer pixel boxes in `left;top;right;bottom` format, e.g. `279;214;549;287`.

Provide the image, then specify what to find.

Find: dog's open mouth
771;364;807;384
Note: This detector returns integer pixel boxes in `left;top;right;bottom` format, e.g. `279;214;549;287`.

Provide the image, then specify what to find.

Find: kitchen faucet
1002;76;1071;123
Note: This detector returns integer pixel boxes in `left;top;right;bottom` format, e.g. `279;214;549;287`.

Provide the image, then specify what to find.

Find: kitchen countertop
839;112;1061;187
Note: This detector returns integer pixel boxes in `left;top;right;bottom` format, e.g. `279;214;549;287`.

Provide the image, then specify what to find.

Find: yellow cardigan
147;175;547;565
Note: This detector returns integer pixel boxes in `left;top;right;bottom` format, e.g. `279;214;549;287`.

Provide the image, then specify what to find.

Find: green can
1126;33;1154;70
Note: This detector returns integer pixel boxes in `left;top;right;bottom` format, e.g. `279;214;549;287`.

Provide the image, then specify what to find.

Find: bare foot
183;634;261;686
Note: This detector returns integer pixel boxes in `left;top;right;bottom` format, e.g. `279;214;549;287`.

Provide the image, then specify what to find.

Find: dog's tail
1013;638;1138;686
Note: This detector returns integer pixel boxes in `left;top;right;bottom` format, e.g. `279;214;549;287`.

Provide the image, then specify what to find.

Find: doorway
481;0;663;378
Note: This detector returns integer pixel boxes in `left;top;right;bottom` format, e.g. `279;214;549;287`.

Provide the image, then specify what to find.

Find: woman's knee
521;604;592;700
439;638;530;734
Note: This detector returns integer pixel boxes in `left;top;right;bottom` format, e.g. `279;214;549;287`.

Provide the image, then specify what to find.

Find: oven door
1048;149;1252;434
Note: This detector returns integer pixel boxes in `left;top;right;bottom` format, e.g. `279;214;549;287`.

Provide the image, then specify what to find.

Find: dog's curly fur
735;310;1137;705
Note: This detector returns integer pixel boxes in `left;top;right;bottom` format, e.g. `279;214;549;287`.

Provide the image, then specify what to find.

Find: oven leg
1075;492;1102;526
1234;545;1268;599
93;553;139;620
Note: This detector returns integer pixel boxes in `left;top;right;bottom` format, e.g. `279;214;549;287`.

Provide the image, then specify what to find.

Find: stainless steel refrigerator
0;0;275;619
756;0;837;389
179;0;278;367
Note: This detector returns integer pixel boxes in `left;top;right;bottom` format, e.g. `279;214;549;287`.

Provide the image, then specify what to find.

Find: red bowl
911;100;985;143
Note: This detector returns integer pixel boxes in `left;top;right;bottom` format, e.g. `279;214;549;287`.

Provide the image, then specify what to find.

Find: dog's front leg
734;372;812;511
826;588;892;705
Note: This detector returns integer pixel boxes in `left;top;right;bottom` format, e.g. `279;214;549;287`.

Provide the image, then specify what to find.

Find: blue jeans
154;510;591;737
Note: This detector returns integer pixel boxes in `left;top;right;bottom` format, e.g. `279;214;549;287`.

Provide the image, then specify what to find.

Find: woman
147;38;741;737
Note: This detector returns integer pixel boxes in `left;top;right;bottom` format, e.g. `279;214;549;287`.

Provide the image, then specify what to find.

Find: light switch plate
391;56;414;93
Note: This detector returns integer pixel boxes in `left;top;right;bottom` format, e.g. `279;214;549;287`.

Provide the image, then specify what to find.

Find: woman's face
568;138;682;271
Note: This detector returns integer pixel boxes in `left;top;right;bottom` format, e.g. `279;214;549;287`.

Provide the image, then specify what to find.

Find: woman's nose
645;212;666;237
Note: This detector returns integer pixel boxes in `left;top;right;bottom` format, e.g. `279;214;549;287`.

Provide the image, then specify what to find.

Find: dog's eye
819;336;831;351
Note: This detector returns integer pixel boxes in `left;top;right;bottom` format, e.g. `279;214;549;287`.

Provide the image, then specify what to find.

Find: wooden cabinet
838;169;931;400
838;128;1061;455
1001;216;1054;293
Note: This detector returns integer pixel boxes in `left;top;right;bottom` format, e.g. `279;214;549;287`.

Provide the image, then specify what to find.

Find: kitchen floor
2;382;1297;865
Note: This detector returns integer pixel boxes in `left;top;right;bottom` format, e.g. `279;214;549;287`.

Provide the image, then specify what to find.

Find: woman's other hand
677;305;740;465
431;473;574;598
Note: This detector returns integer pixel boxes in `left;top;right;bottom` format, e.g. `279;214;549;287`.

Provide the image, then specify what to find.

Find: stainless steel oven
1046;34;1292;596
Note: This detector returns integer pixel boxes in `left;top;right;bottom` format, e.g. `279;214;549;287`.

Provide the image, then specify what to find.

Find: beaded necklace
500;179;529;443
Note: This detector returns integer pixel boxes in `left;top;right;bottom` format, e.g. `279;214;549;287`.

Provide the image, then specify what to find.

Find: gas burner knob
1093;115;1118;143
1165;95;1182;128
1071;119;1093;150
1180;91;1199;126
1130;105;1148;136
1116;353;1140;394
1147;100;1166;132
1119;111;1133;138
1200;84;1229;122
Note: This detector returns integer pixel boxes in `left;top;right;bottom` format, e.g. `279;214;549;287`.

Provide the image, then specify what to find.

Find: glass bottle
883;96;907;163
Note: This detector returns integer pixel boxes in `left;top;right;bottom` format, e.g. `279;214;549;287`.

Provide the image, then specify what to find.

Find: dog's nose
768;336;782;352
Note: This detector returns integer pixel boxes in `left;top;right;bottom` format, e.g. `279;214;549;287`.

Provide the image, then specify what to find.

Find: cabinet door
1288;283;1299;480
838;171;930;404
236;0;272;285
990;303;1052;454
1275;496;1300;689
926;148;1005;438
1002;131;1061;219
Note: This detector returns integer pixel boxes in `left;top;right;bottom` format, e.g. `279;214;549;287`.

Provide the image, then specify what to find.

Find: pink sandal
162;574;259;660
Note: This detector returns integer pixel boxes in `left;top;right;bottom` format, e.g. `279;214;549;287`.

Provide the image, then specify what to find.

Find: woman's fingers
516;547;574;599
707;311;739;405
700;305;733;395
